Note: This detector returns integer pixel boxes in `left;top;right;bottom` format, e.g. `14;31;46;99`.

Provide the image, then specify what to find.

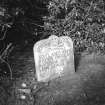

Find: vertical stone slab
33;35;75;82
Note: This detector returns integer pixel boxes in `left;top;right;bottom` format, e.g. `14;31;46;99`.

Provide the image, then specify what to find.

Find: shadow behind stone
74;52;81;71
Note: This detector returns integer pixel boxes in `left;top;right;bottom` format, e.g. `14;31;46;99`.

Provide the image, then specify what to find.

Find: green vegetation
0;0;105;57
44;0;105;53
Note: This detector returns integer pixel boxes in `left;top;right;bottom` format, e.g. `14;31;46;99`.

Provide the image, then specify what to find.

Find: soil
0;44;105;105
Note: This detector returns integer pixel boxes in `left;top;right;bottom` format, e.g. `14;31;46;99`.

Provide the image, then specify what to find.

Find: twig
30;22;44;28
1;43;13;58
0;43;14;80
81;0;94;25
0;57;13;80
20;18;44;28
0;26;8;40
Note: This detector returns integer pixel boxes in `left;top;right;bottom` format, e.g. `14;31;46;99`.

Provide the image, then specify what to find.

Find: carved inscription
33;35;75;82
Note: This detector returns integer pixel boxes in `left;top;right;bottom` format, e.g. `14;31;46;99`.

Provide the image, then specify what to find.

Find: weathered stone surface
33;35;75;82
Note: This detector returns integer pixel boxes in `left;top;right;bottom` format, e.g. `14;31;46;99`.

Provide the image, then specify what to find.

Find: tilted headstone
33;35;75;82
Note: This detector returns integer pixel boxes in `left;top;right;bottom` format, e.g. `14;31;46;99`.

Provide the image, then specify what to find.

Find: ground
0;44;105;105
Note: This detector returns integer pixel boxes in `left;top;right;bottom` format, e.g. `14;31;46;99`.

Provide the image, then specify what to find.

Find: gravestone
33;35;75;82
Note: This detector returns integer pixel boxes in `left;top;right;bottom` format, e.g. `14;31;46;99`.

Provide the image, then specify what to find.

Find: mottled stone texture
33;35;75;82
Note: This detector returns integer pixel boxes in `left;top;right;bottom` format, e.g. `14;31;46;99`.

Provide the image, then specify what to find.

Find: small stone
18;89;31;94
21;83;27;87
20;95;26;99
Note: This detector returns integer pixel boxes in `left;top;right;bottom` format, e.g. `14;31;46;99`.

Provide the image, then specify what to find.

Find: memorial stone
33;35;75;82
